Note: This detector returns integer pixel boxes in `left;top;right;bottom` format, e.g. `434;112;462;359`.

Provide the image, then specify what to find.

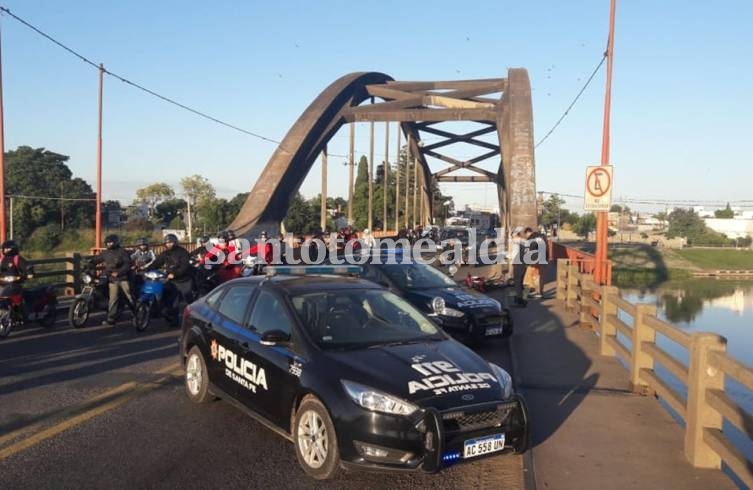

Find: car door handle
241;341;250;349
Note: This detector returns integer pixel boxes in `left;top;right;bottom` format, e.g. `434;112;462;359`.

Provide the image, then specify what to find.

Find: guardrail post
630;304;657;394
579;274;595;330
66;252;82;295
600;285;619;356
685;332;726;468
566;262;578;311
556;259;568;301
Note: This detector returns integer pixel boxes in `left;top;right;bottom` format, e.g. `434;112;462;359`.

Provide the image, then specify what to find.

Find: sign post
584;165;613;212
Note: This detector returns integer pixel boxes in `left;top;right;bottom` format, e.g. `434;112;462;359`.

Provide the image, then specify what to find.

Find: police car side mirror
260;329;290;346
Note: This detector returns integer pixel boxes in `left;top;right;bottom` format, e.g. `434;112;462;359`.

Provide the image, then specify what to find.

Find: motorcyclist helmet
136;237;149;250
227;229;236;241
164;233;178;247
199;235;210;245
105;234;120;250
2;240;19;256
259;231;268;240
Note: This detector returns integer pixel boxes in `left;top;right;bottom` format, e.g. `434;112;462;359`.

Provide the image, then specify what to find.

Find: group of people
509;227;548;307
92;233;194;326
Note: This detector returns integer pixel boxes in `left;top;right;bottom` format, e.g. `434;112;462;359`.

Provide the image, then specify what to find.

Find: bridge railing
550;241;612;284
557;258;753;488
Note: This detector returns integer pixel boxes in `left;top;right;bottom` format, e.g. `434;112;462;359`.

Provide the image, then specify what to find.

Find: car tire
293;396;342;480
185;346;210;403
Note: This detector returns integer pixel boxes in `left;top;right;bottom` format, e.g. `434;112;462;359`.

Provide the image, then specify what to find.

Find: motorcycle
132;270;168;332
67;267;129;328
0;274;57;339
240;255;262;277
190;257;220;297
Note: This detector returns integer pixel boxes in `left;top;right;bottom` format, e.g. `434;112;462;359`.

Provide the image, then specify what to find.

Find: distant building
704;218;753;239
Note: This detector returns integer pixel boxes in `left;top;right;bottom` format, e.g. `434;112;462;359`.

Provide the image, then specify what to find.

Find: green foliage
6;146;95;239
26;224;63;250
285;192;318;234
155;198;186;225
666;208;708;242
135;182;174;218
351;155;370;229
674;248;753;270
640;232;649;239
610;204;630;213
573;213;596;238
714;203;734;219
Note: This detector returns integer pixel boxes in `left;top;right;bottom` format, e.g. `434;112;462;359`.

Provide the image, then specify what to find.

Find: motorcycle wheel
0;309;13;338
39;298;58;328
134;302;151;332
68;298;90;328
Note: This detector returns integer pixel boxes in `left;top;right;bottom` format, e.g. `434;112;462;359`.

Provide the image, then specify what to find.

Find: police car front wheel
294;396;342;480
185;346;210;403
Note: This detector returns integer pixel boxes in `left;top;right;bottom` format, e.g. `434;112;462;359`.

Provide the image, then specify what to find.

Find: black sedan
179;266;528;480
358;258;513;342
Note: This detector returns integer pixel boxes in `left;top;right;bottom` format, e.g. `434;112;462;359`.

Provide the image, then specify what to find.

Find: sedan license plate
464;433;505;459
485;326;503;336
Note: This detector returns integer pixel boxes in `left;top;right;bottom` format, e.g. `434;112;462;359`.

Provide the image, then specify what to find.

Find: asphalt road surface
0;292;523;490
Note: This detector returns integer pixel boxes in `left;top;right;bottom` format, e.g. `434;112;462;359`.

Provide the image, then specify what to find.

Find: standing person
92;234;135;325
524;227;548;298
508;230;527;307
151;234;193;325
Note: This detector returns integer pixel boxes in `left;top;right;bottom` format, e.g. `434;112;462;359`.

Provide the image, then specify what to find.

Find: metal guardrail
557;258;753;488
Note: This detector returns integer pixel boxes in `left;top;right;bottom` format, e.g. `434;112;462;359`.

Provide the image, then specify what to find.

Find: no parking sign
584;166;613;211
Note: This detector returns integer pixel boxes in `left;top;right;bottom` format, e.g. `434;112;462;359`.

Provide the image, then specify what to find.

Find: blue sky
1;1;751;214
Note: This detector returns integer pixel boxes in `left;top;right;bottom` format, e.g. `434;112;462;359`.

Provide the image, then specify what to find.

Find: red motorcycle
0;274;57;339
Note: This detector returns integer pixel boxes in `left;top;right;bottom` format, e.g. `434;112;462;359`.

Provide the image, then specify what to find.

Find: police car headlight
342;380;418;416
490;363;514;399
82;273;92;284
431;297;464;318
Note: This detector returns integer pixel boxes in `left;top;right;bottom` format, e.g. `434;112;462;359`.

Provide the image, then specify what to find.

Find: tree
714;203;734;219
135;182;174;218
610;204;630;213
226;192;249;221
573;213;596;238
180;175;216;237
6;146;95;239
666;208;707;242
539;194;567;229
285;193;318;234
351;155;370;229
155;198;187;226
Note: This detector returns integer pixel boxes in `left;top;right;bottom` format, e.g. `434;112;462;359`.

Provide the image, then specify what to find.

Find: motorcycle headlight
342;380;418;416
448;264;458;276
144;271;162;280
82;273;92;284
490;363;514;399
431;296;464;318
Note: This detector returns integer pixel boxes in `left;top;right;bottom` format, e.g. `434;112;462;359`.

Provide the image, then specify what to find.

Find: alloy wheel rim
297;410;328;469
186;354;202;395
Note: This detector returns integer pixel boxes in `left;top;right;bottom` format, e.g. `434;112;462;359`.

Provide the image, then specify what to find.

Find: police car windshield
378;263;457;290
290;289;442;349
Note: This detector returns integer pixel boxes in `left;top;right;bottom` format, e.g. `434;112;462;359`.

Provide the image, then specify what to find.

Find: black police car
357;254;512;342
179;266;528;480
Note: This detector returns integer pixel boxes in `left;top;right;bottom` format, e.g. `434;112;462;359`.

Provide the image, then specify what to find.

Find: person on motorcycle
0;240;31;297
92;234;135;326
131;237;156;271
151;233;193;324
249;230;273;265
189;236;211;261
201;231;239;283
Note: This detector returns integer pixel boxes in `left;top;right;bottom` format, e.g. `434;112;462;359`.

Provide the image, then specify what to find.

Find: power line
534;54;607;149
0;6;282;144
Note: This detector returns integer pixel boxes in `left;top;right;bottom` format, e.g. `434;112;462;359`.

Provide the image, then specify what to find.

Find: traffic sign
584;165;613;211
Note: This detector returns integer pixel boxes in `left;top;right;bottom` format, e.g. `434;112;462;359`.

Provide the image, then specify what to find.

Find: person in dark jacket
0;240;32;297
151;233;193;324
92;234;135;325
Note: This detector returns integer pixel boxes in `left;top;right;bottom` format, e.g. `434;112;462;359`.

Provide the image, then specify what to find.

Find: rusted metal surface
229;69;537;237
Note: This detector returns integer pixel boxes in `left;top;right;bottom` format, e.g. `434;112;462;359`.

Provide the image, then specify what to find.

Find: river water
621;278;753;485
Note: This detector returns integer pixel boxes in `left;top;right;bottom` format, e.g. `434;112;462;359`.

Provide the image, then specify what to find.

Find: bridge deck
505;277;735;489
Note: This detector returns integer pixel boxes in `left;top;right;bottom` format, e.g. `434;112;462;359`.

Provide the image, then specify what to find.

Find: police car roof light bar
265;265;362;276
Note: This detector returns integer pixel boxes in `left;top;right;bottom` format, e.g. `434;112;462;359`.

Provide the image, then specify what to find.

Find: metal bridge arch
228;69;537;238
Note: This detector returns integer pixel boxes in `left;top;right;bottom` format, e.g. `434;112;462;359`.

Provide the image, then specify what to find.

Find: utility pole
0;24;7;243
95;63;104;250
383;122;389;232
320;146;328;232
394;126;401;232
595;0;617;284
368;116;374;232
405;134;411;229
348;123;354;225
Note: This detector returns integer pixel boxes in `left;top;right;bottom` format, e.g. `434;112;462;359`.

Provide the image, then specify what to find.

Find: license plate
463;433;505;459
485;326;503;336
81;286;93;296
